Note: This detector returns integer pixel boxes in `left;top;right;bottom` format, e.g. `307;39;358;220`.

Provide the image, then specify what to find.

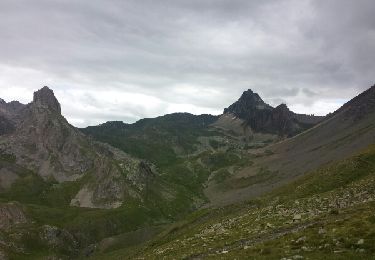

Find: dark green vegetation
98;144;375;259
82;113;219;167
81;112;256;211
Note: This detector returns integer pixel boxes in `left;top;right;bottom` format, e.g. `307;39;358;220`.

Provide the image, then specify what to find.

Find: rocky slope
217;89;324;137
0;86;156;209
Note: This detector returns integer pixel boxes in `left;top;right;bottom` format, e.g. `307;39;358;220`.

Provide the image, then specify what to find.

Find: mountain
0;87;222;259
1;84;375;259
0;86;156;209
216;89;324;137
96;85;375;259
78;88;330;210
205;84;375;206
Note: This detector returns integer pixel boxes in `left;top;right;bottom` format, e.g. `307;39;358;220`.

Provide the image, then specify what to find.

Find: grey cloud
302;88;318;97
0;0;374;126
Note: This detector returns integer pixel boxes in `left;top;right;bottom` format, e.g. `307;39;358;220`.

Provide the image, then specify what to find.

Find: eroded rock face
0;86;156;209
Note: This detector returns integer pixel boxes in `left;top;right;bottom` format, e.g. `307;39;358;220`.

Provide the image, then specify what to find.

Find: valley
0;85;374;259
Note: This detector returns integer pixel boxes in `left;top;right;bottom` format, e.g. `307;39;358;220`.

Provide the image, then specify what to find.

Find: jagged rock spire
224;89;272;117
33;86;61;114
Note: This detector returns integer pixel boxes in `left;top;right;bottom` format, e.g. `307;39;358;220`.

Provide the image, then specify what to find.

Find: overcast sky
0;0;374;127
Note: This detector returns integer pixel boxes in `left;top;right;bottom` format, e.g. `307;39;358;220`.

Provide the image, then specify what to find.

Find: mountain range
0;84;374;259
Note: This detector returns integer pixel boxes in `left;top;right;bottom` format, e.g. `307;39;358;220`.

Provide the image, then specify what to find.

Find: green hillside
98;144;375;259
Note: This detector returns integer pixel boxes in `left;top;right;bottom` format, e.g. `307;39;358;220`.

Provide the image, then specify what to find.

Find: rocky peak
33;86;61;114
0;98;5;104
224;89;272;117
237;89;270;109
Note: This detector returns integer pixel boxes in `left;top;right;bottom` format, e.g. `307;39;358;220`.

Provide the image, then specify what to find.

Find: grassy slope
81;113;219;167
99;144;375;259
81;113;259;206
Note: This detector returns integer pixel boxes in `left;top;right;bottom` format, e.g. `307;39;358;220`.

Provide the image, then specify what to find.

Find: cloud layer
0;0;374;126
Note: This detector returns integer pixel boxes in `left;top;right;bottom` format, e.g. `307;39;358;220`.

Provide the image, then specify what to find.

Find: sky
0;0;374;127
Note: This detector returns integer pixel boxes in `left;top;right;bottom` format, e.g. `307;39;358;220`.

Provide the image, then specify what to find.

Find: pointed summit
224;89;272;117
240;89;263;102
33;86;61;113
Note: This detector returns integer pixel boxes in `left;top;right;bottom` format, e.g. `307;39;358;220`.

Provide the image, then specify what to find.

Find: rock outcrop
32;86;61;114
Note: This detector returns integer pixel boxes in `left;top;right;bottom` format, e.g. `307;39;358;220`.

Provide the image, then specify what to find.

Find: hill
108;143;375;259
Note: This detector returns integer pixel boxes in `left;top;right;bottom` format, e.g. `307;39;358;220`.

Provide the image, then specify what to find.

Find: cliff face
0;87;155;209
223;89;324;137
